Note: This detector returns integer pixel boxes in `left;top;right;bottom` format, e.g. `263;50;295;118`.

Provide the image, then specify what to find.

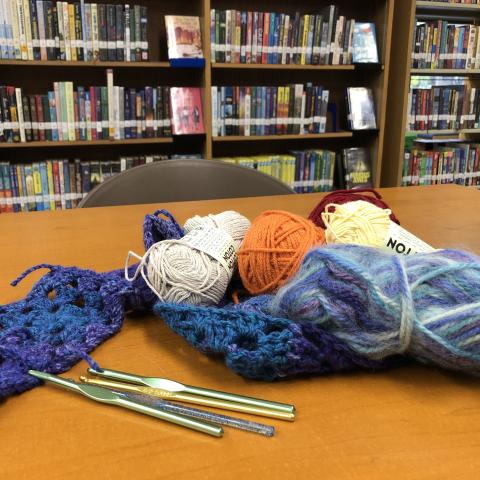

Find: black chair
78;159;294;208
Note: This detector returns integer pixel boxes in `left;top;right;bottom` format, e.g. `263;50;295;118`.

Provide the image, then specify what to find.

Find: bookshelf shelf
0;138;174;149
411;68;480;76
212;132;353;142
416;1;480;12
212;64;355;71
0;60;173;68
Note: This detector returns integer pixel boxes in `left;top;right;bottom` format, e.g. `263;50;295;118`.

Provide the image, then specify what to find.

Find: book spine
107;68;114;138
74;1;83;60
140;5;147;61
97;3;107;60
15;87;25;142
62;1;70;60
91;3;99;60
84;2;92;61
65;81;75;140
68;3;76;60
115;4;124;61
133;4;140;61
123;4;129;61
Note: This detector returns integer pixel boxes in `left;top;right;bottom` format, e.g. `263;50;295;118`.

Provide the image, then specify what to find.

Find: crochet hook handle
182;385;295;416
114;397;224;438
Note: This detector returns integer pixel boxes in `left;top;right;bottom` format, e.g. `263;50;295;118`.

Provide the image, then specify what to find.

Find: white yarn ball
129;211;251;306
183;211;251;250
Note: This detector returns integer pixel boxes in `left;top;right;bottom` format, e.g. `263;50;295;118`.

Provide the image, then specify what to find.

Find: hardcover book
170;87;205;135
352;22;379;64
165;15;203;59
346;87;377;130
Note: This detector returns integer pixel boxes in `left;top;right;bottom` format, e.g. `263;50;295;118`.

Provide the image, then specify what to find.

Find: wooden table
1;185;479;480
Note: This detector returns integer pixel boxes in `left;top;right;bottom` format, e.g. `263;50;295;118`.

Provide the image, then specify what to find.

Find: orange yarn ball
238;210;325;295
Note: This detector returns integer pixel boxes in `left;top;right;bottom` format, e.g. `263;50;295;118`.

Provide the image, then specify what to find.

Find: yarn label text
183;227;237;275
386;222;435;255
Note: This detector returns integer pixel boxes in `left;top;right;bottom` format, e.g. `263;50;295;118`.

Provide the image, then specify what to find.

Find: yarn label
386;222;435;255
183;227;237;274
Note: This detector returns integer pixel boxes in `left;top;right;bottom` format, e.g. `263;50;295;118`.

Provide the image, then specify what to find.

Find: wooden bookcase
382;0;480;187
0;0;394;192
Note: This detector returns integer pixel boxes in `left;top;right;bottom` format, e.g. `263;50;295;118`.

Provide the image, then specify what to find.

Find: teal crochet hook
28;370;223;437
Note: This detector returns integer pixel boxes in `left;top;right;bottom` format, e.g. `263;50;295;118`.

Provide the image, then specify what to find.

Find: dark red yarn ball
308;188;401;229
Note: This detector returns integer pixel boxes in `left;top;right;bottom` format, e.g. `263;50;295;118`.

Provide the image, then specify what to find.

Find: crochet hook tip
28;370;49;380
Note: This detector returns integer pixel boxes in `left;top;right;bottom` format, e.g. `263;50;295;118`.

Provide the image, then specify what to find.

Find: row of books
218;147;373;193
0;154;186;213
0;67;207;142
0;1;148;62
402;145;480;187
219;150;336;193
211;84;329;136
406;84;480;131
210;7;378;65
0;82;173;142
412;21;480;70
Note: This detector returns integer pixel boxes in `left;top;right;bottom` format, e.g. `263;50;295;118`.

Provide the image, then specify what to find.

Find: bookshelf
382;0;480;187
1;0;394;213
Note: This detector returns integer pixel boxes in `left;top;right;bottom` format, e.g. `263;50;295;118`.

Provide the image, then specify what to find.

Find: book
342;147;373;189
170;87;205;135
346;87;377;130
352;22;378;64
165;15;203;59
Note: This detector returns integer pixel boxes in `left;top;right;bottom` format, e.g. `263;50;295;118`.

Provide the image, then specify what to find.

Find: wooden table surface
0;185;479;480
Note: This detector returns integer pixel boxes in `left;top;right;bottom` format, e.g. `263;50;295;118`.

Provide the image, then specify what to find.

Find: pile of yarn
237;210;325;295
126;211;251;306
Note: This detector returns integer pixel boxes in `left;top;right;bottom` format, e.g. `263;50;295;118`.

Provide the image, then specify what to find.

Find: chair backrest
78;159;294;208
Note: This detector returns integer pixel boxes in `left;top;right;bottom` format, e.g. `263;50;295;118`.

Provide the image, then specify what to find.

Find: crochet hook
118;391;275;437
87;366;295;416
81;376;295;421
28;370;223;437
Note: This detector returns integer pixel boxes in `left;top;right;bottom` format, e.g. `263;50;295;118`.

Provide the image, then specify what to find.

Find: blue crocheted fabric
155;297;399;381
0;209;183;399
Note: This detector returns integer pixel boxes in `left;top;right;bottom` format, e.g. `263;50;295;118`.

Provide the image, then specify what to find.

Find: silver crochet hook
28;370;223;437
87;366;295;417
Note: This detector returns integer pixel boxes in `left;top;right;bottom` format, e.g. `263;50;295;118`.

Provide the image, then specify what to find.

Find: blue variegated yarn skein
269;244;480;375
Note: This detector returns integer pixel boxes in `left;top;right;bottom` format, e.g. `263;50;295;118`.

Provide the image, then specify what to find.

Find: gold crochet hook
82;369;295;421
86;366;295;416
29;370;223;437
